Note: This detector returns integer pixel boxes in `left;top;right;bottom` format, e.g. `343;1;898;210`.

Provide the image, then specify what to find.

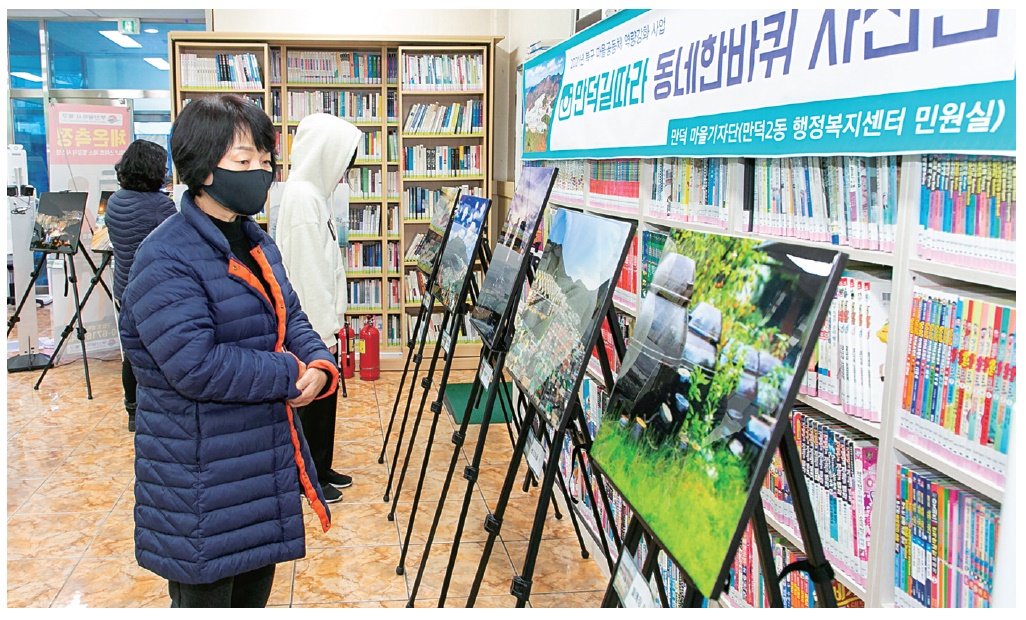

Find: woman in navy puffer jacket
106;139;177;432
119;94;337;608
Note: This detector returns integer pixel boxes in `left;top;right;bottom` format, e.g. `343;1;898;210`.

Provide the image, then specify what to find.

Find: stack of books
612;234;638;310
347;280;382;310
649;157;734;228
589;159;640;213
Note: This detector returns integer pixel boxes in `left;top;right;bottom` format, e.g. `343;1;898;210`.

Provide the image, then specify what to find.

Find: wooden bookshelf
170;32;500;371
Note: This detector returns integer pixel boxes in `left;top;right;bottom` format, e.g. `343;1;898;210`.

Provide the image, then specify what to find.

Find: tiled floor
7;308;608;608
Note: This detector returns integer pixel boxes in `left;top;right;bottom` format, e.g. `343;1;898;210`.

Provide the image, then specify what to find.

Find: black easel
26;244;113;398
7;249;54;372
385;236;491;518
463;300;633;608
378;191;463;476
403;257;599;607
597;422;838;608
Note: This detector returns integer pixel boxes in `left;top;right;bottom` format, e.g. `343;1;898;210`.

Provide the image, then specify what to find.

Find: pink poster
48;102;131;165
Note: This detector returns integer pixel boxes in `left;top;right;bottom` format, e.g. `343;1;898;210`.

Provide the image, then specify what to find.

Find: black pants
168;564;275;608
298;386;338;479
115;301;137;413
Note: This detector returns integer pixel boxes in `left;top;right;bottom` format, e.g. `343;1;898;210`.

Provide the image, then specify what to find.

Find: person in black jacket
106;139;177;432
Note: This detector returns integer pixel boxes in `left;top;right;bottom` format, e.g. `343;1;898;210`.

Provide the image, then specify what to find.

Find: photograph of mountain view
589;229;844;598
506;208;634;428
470;166;557;347
434;194;491;312
523;55;564;153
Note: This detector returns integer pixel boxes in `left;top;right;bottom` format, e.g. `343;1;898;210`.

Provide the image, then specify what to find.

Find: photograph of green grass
590;228;843;598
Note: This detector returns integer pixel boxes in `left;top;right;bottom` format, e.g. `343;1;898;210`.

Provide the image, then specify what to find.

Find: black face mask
203;167;273;217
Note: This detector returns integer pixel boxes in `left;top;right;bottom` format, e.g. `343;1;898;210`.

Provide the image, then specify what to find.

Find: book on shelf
895;463;999;608
356;130;384;162
346;167;383;200
386;91;398;122
386;314;402;347
898;285;1015;488
401;144;482;178
386;51;398;84
270;90;282;123
180;52;263;89
386;240;401;273
286;90;383;124
387;130;398;163
640;230;669;299
345;241;383;273
403;269;429;303
748;156;900;252
386;204;401;236
347;279;383;310
403;52;484;91
916;155;1015;276
403;184;484;220
348;204;380;237
721;522;866;608
801;268;892;424
612;234;638;309
386;278;402;310
286;50;383;84
590;311;633;378
269;48;282;85
589;158;640;212
403;100;483;135
649;157;735;228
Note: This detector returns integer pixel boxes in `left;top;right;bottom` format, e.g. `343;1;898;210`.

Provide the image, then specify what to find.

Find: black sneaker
321;483;343;504
128;413;136;433
322;470;353;489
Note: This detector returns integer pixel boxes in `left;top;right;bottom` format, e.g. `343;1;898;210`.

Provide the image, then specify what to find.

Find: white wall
210;8;498;37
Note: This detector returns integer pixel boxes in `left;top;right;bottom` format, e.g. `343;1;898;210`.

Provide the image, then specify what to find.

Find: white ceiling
6;9;206;20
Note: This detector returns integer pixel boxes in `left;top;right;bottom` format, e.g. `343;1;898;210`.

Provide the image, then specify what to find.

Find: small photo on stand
433;194;491;312
412;186;461;276
589;228;845;599
30;192;89;255
470;165;557;348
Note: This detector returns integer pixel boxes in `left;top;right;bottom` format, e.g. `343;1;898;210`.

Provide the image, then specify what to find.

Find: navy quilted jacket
119;191;337;585
104;188;177;302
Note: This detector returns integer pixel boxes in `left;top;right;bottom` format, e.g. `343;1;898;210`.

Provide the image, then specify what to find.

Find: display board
506;208;635;427
590;228;845;599
469;166;558;348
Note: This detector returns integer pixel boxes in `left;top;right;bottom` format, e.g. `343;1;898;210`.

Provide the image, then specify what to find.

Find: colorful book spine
916;155;1015;276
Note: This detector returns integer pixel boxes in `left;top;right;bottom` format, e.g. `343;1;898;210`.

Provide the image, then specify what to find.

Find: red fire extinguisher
359;317;380;381
339;322;355;380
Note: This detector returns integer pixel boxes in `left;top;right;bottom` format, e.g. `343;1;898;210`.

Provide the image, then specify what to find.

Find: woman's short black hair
170;94;278;196
114;139;169;192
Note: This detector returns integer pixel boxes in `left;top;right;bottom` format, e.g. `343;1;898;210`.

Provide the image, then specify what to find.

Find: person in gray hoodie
276;113;362;503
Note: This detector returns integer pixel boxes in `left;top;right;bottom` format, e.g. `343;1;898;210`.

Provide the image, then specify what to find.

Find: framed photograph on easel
30;192;88;255
590;228;846;600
